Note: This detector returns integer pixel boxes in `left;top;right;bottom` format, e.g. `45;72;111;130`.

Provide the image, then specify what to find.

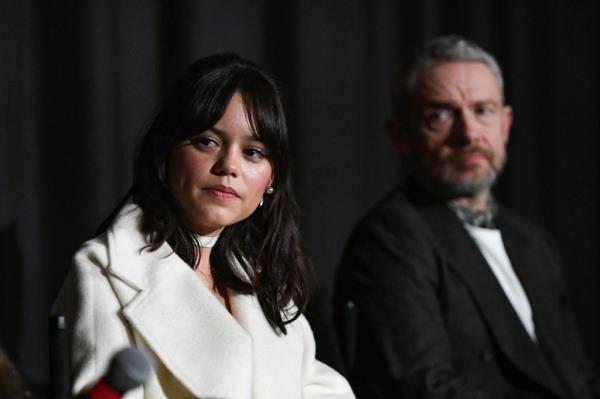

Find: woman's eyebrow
207;126;226;136
207;126;264;143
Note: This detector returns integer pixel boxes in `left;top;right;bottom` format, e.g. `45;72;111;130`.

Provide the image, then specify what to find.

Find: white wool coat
52;204;354;399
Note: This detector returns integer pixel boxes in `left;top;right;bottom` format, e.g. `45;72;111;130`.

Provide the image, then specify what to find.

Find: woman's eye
245;147;267;159
190;136;219;148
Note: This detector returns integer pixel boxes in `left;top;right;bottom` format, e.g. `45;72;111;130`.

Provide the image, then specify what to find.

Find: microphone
48;315;71;399
80;347;153;398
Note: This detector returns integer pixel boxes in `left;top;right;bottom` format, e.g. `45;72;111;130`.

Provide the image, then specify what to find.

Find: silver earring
259;198;264;207
266;186;274;194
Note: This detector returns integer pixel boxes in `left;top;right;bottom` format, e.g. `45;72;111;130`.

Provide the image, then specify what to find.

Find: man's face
400;61;512;197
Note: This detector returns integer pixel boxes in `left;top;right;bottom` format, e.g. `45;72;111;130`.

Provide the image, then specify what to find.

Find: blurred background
1;0;599;394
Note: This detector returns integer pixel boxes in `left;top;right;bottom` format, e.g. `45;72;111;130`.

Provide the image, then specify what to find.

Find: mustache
442;146;494;164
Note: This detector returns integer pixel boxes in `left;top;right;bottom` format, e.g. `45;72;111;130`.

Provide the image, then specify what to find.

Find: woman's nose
212;148;239;177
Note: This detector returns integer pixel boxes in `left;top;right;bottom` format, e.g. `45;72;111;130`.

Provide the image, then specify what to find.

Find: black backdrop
1;0;599;389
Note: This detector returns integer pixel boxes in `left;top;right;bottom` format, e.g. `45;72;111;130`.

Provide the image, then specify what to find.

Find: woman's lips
204;185;239;199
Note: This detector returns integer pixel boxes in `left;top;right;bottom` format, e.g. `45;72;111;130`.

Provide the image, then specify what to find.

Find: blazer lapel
497;212;578;396
418;204;565;397
495;210;557;334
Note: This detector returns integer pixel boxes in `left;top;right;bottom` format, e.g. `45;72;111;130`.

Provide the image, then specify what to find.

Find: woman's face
167;92;273;236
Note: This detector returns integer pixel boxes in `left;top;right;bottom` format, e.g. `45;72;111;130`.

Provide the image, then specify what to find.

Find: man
335;35;600;398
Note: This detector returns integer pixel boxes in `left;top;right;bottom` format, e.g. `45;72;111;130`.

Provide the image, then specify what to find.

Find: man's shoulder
338;186;442;285
357;187;420;227
350;185;444;245
366;186;413;213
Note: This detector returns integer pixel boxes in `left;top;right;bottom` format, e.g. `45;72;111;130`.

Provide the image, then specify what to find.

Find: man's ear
385;117;410;155
501;105;513;144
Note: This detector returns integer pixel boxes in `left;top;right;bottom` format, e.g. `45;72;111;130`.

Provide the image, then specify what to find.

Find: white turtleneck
195;235;219;248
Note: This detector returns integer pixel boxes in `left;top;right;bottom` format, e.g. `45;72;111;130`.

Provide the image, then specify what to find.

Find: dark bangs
238;75;288;186
161;60;245;146
165;56;287;163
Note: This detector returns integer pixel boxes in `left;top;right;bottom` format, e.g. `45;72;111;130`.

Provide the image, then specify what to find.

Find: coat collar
416;203;565;398
101;203;258;398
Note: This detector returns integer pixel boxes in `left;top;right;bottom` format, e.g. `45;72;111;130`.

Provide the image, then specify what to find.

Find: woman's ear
268;172;274;190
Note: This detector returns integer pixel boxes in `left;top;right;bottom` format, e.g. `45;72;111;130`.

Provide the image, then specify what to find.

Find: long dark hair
114;53;309;333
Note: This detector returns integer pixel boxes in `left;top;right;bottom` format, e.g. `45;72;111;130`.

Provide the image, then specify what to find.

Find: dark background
1;0;598;391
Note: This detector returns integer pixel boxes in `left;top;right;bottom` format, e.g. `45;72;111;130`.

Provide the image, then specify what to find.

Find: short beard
407;152;506;199
436;167;500;197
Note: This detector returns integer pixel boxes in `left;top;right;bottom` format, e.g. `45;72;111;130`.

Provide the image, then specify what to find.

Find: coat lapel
122;261;253;399
231;294;304;399
104;204;253;398
418;204;565;397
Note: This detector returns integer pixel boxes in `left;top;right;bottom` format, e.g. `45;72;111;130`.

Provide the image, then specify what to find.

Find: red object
87;379;122;399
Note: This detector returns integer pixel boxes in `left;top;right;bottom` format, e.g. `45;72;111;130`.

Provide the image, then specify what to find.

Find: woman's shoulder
104;202;146;245
71;202;148;276
71;234;110;274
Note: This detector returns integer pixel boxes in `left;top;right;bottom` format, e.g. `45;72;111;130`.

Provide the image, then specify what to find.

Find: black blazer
335;185;599;398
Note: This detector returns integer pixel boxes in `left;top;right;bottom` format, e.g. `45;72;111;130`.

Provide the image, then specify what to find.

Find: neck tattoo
448;197;499;229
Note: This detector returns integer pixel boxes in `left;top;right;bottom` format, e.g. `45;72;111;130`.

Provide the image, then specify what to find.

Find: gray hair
394;35;505;117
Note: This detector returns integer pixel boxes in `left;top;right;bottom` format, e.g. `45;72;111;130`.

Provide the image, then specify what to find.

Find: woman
53;53;354;398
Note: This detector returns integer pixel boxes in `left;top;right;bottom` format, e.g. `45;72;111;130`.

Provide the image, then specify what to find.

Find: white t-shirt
464;224;537;341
